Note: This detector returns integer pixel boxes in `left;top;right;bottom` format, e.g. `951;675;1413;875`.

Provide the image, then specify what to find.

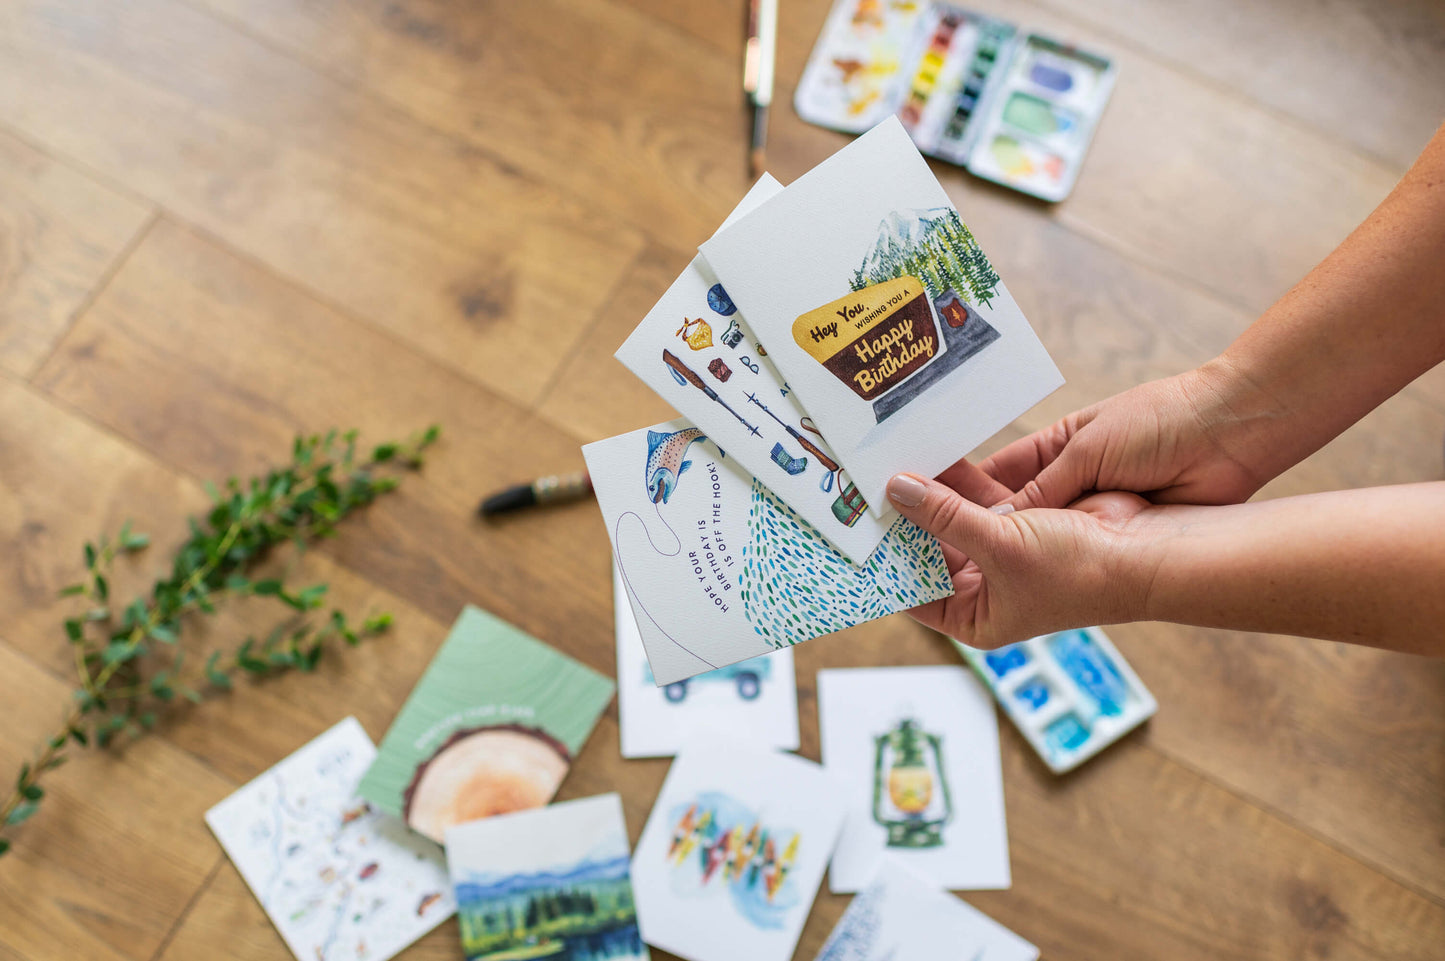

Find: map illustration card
582;419;953;685
632;733;846;961
699;117;1063;514
358;605;615;844
817;666;1009;892
618;175;895;564
446;793;648;961
814;857;1038;961
614;565;799;758
205;717;454;961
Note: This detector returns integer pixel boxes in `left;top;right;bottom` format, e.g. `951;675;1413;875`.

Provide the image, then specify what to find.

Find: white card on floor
205;718;454;961
818;666;1010;892
631;732;846;961
814;856;1038;961
700;117;1062;514
617;175;894;563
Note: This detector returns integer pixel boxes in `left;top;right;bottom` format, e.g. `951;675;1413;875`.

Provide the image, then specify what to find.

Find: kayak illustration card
618;176;894;564
358;606;615;844
632;733;845;961
614;565;799;759
582;419;953;685
814;857;1038;961
699;117;1062;514
817;666;1010;893
446;793;648;961
205;718;454;961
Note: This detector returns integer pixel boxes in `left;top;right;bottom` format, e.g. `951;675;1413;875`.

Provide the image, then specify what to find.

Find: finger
886;473;1012;560
1000;443;1096;513
935;458;1013;507
979;419;1074;491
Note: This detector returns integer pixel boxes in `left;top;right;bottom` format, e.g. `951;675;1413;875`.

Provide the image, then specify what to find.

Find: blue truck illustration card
614;565;799;759
699;117;1062;515
582;420;953;685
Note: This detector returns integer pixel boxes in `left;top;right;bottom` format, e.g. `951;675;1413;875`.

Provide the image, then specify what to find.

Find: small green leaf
139;712;157;730
6;801;39;826
21;784;42;801
83;542;97;569
181;686;203;705
102;641;138;666
371;443;398;463
253;580;283;596
225;574;251;592
85;607;110;622
17;763;30;788
149;623;178;644
93;575;109;602
0;839;10;856
362;612;393;633
48;734;66;750
69;727;88;747
122;531;149;551
64;619;84;643
42;755;66;772
58;583;86;598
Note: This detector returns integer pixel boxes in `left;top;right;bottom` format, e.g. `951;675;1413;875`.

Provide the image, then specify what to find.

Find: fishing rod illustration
743;392;841;474
662;350;762;436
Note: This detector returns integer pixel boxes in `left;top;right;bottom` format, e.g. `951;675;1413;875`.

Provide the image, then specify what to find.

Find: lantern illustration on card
872;717;951;847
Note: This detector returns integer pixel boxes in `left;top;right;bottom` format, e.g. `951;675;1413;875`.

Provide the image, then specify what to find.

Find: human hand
886;463;1164;649
983;362;1276;513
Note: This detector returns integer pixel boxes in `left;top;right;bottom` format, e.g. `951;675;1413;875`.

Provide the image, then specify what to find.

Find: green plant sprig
0;425;440;858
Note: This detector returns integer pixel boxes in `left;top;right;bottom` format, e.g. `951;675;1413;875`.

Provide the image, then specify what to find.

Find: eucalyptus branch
0;425;440;859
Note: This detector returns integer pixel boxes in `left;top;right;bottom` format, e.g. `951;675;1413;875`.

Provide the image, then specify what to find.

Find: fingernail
887;474;927;508
990;504;1015;516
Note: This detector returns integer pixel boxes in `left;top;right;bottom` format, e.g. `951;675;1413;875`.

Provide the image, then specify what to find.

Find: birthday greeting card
358;606;615;843
632;733;846;961
617;175;895;564
206;718;454;961
699;117;1062;514
583;420;953;685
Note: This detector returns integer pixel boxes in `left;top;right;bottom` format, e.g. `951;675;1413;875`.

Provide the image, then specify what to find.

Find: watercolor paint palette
795;0;1115;201
955;628;1155;773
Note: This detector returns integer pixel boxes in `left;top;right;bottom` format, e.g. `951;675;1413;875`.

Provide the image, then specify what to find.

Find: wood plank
187;0;760;246
33;218;619;675
0;641;232;961
0;0;644;406
0;129;150;377
1031;0;1445;170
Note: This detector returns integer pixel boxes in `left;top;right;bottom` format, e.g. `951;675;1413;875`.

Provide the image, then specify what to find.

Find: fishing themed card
813;857;1038;961
583;419;953;685
957;627;1157;773
631;733;846;961
794;0;1117;201
357;606;615;844
617;175;896;565
817;666;1010;893
614;565;799;759
699;118;1063;514
205;718;454;961
446;793;648;961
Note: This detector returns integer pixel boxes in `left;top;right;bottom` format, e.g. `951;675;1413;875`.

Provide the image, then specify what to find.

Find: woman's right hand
982;360;1282;512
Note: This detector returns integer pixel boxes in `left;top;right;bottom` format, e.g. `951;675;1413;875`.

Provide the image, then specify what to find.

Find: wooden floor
1;0;1443;958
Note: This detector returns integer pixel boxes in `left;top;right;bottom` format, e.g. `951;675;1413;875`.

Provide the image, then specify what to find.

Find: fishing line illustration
744;392;843;492
663;350;762;437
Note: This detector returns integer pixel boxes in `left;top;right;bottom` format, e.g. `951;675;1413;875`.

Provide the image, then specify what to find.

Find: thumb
1002;446;1090;513
886;473;1012;559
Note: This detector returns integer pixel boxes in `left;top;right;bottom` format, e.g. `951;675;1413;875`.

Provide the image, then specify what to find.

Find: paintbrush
744;0;777;176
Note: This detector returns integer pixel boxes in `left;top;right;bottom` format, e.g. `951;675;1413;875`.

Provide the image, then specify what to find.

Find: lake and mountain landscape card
614;565;799;759
616;174;897;566
583;420;952;685
357;606;615;844
205;717;454;961
631;733;846;961
814;857;1038;961
699;117;1062;514
446;793;648;961
817;666;1010;893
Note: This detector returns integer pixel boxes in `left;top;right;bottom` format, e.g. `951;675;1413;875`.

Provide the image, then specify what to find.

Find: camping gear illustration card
957;627;1157;773
446;793;648;961
582;419;952;685
618;175;895;564
358;605;615;844
699;117;1063;514
614;564;799;759
814;857;1038;961
632;733;846;961
205;717;454;961
817;666;1009;893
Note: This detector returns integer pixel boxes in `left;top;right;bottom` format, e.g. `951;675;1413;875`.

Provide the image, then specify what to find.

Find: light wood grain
0;130;150;377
